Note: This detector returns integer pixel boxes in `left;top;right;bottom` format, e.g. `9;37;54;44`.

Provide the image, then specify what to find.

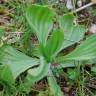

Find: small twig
72;1;96;13
76;2;94;12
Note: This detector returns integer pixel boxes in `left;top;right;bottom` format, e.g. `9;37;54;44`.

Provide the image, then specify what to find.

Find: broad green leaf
55;60;81;68
58;34;96;61
20;57;50;92
0;65;14;85
59;14;86;50
25;57;50;84
0;45;39;79
42;29;64;62
47;71;63;96
26;4;55;46
59;14;74;33
56;59;96;69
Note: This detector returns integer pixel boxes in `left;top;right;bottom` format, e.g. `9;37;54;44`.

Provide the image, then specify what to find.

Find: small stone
89;24;96;33
66;0;73;10
77;0;82;7
91;0;96;4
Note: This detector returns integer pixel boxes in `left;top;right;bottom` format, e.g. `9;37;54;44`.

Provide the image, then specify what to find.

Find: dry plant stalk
74;0;96;13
